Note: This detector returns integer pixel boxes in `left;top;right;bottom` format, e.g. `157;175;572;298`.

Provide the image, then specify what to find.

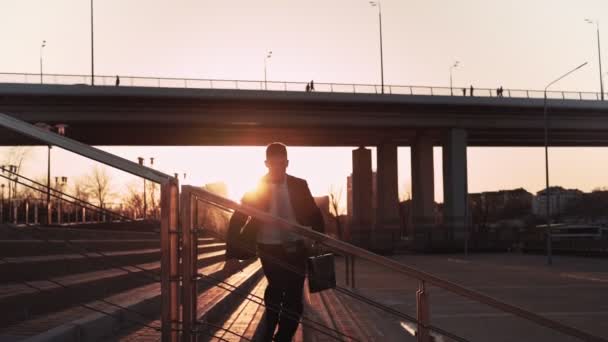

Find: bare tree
146;181;160;219
84;166;113;208
1;146;31;200
328;184;344;239
72;177;91;203
122;181;144;219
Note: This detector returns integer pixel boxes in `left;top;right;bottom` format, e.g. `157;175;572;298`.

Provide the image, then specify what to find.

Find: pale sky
2;0;608;207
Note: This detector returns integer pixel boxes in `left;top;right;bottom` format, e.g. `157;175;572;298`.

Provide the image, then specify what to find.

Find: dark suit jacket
225;174;325;260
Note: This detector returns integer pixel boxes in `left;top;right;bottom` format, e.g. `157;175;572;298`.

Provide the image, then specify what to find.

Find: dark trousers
257;241;307;342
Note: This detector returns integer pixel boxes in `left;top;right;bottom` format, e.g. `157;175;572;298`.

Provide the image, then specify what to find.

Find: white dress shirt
257;180;303;244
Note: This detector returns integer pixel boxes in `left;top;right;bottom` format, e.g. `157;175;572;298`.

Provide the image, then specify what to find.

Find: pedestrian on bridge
115;75;120;87
470;85;474;96
224;142;325;342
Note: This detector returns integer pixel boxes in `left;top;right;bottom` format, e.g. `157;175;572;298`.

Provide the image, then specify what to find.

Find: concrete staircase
0;224;418;342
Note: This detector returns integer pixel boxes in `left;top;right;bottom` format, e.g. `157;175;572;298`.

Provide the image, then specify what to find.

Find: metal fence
0;72;604;100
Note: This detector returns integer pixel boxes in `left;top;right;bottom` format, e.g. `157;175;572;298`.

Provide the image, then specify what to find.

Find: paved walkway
334;253;608;341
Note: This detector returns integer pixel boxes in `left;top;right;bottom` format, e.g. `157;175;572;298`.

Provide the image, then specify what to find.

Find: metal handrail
182;185;608;342
0;112;181;342
0;112;171;183
0;167;132;222
0;71;603;100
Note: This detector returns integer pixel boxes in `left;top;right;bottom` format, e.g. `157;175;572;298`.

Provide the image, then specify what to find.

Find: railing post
579;92;582;100
416;281;431;342
25;201;29;225
161;179;180;342
34;202;38;225
180;190;197;342
13;201;17;225
350;256;355;289
526;90;530;98
330;83;334;92
345;255;350;287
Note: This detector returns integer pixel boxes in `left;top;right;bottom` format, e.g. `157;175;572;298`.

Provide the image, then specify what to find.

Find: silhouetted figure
224;143;324;342
115;76;120;87
470;85;474;97
305;83;310;92
499;86;504;97
462;88;466;96
310;80;315;91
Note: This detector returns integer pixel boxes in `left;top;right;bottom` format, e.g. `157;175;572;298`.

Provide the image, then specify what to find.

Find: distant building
532;186;583;218
469;188;533;229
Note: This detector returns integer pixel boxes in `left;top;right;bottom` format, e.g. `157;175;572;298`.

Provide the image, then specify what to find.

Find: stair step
0;248;162;282
202;278;268;342
0;225;159;241
0;240;160;257
0;260;232;341
114;261;263;342
0;250;226;329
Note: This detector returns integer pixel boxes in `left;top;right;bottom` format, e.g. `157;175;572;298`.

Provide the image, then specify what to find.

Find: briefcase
307;253;336;293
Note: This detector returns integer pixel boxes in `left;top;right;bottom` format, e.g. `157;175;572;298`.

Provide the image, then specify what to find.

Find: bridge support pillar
411;134;436;251
442;128;469;249
350;147;373;249
374;143;399;253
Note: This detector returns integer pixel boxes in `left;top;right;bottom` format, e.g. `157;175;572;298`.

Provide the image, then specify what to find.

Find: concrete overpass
2;83;608;251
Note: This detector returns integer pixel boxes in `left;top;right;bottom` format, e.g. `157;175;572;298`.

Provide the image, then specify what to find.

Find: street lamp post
138;157;146;219
264;50;272;90
40;40;46;84
91;0;95;86
450;61;460;96
369;1;384;94
585;19;604;100
543;61;587;266
0;183;4;224
35;123;67;225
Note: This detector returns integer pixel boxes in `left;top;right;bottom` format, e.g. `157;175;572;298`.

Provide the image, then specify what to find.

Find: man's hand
223;258;243;275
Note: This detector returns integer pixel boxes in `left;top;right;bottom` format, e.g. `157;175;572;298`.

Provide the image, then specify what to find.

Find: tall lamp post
0;183;4;223
369;1;385;94
40;40;46;84
91;0;95;86
543;61;587;266
264;50;272;90
450;61;460;96
138;157;146;219
585;19;604;100
35;123;67;225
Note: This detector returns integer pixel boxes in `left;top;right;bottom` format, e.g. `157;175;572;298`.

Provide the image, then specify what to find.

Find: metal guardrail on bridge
0;71;605;101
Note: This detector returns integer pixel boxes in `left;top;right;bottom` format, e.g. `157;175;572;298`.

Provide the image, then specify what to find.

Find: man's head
265;142;289;182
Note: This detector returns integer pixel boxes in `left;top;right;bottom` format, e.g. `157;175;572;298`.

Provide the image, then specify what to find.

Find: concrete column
374;143;399;253
442;128;469;244
411;134;436;250
350;147;373;248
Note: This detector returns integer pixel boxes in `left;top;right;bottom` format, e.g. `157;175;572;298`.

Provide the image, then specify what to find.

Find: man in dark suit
224;142;325;342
